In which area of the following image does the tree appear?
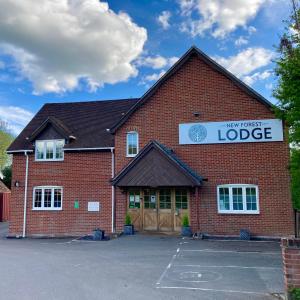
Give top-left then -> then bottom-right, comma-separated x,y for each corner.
274,0 -> 300,209
0,129 -> 14,170
2,165 -> 12,189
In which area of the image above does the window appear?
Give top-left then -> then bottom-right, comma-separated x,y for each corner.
159,189 -> 171,209
175,189 -> 188,209
217,185 -> 259,214
126,132 -> 138,157
144,190 -> 156,209
129,190 -> 140,208
33,187 -> 63,210
35,140 -> 64,161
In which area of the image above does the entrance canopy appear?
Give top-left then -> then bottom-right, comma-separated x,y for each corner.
112,140 -> 203,188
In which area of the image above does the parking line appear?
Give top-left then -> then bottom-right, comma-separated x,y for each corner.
172,264 -> 282,270
181,249 -> 280,255
156,251 -> 179,285
156,285 -> 273,296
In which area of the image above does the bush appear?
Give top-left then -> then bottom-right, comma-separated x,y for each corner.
125,213 -> 132,225
290,288 -> 300,300
182,214 -> 189,227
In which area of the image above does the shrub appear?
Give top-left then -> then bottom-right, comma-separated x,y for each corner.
290,288 -> 300,300
125,213 -> 132,225
182,214 -> 189,227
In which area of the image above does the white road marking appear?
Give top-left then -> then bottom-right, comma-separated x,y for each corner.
156,286 -> 273,296
156,247 -> 180,285
172,264 -> 282,270
181,249 -> 279,255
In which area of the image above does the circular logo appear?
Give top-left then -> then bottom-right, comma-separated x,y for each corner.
188,124 -> 207,143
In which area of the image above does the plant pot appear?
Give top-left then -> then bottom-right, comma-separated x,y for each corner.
181,226 -> 192,237
93,229 -> 105,240
124,224 -> 134,235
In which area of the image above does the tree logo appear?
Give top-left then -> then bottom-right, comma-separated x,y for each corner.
188,124 -> 207,143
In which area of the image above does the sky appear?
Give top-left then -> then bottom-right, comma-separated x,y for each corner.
0,0 -> 294,135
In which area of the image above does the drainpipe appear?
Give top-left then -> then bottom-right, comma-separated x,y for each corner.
22,151 -> 29,238
111,148 -> 115,233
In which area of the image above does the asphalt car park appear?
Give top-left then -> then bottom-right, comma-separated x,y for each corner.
0,223 -> 284,300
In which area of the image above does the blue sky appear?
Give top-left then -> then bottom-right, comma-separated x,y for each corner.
0,0 -> 293,135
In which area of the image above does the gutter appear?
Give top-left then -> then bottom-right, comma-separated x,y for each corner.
22,151 -> 29,238
111,148 -> 115,233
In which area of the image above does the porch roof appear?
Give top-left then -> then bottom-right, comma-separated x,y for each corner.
112,141 -> 203,188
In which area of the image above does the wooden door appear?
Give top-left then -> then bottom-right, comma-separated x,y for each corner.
143,189 -> 158,231
174,189 -> 189,232
128,190 -> 142,231
158,189 -> 173,232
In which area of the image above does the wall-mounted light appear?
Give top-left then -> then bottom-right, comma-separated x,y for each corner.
193,112 -> 200,117
14,181 -> 20,187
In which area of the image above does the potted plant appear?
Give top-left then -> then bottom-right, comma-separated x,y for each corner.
124,213 -> 134,235
181,214 -> 192,237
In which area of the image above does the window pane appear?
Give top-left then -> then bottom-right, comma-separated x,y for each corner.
159,189 -> 171,209
55,140 -> 64,159
129,191 -> 140,208
144,190 -> 156,209
219,187 -> 230,210
36,142 -> 44,159
34,189 -> 42,207
175,189 -> 188,209
127,132 -> 138,155
46,141 -> 54,159
232,188 -> 243,210
44,189 -> 52,207
54,189 -> 62,208
246,188 -> 257,210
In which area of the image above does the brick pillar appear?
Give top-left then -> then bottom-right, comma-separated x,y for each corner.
281,238 -> 300,298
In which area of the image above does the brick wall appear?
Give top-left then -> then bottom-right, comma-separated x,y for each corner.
282,238 -> 300,296
10,151 -> 112,237
114,54 -> 294,237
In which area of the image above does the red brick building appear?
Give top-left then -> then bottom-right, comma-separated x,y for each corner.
7,47 -> 294,238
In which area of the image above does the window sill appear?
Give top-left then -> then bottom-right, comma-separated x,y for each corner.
218,211 -> 260,215
35,159 -> 64,162
32,208 -> 62,211
126,155 -> 137,158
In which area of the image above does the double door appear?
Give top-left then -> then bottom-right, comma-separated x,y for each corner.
127,188 -> 189,232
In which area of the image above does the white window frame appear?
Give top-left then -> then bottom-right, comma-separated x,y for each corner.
126,131 -> 139,157
32,186 -> 63,211
35,139 -> 65,161
217,184 -> 259,214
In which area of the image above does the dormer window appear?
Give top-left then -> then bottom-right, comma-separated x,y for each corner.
126,131 -> 139,157
35,140 -> 64,161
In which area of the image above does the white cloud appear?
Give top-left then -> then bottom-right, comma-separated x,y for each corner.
0,106 -> 34,135
137,55 -> 179,69
0,0 -> 147,95
248,26 -> 257,35
243,70 -> 271,86
179,0 -> 265,38
235,36 -> 249,47
143,71 -> 166,83
178,0 -> 196,16
157,11 -> 171,29
214,47 -> 274,78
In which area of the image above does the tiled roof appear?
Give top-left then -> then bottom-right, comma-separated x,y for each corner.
7,98 -> 139,152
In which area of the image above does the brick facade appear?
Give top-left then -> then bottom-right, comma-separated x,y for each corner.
282,238 -> 300,297
10,151 -> 113,237
114,54 -> 294,237
9,52 -> 294,238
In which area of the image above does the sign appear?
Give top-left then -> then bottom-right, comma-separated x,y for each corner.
179,119 -> 283,145
88,201 -> 100,212
74,200 -> 79,209
150,195 -> 156,203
